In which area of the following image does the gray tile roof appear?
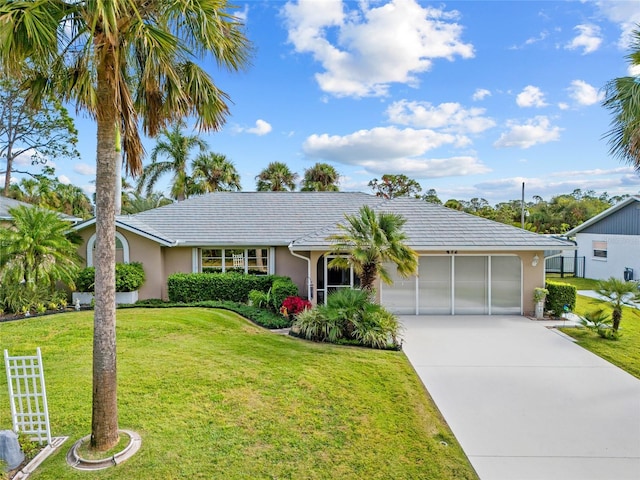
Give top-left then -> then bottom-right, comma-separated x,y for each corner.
293,196 -> 575,250
77,192 -> 575,250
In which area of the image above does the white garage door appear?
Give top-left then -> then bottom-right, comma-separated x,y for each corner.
381,255 -> 522,315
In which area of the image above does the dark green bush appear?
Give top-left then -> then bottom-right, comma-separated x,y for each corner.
167,272 -> 294,304
75,262 -> 145,292
270,278 -> 298,311
545,281 -> 576,317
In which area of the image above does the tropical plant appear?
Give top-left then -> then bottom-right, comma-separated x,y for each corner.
121,191 -> 173,214
301,162 -> 340,191
578,309 -> 618,339
191,152 -> 241,193
0,0 -> 250,451
595,277 -> 640,332
255,162 -> 298,191
293,288 -> 401,349
368,174 -> 422,199
0,205 -> 81,291
327,205 -> 418,291
602,27 -> 640,168
0,74 -> 80,195
137,122 -> 208,201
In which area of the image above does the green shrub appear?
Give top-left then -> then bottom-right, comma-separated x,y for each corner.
270,278 -> 298,311
293,288 -> 401,349
248,289 -> 272,310
167,273 -> 292,304
75,262 -> 145,292
545,281 -> 576,317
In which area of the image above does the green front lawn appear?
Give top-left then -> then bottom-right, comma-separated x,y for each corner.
552,277 -> 640,380
0,308 -> 477,479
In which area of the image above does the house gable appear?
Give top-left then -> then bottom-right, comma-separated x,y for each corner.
576,200 -> 640,235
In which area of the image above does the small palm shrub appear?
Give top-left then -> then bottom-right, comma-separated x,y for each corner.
293,288 -> 401,349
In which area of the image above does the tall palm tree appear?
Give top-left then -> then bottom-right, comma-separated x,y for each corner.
122,192 -> 173,214
603,28 -> 640,167
256,161 -> 298,191
191,152 -> 241,192
137,122 -> 208,201
0,0 -> 250,450
595,277 -> 640,332
0,205 -> 80,290
327,205 -> 418,291
301,162 -> 340,191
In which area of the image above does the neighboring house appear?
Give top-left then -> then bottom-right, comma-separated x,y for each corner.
565,195 -> 640,282
73,191 -> 574,315
0,195 -> 82,224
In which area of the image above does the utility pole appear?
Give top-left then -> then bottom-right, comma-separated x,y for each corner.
521,182 -> 525,229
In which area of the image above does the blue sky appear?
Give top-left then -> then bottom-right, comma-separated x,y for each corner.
21,0 -> 640,204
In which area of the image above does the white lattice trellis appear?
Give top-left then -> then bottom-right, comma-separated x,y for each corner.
4,348 -> 52,445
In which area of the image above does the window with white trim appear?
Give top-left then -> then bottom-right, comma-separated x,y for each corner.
87,232 -> 130,266
201,248 -> 269,274
592,240 -> 607,259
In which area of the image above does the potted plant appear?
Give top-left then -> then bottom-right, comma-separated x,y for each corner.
533,287 -> 548,319
72,262 -> 146,305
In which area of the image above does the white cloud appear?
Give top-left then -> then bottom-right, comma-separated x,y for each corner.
516,85 -> 547,108
472,88 -> 491,101
74,163 -> 96,176
386,100 -> 495,134
629,64 -> 640,77
245,119 -> 273,136
58,175 -> 71,184
493,116 -> 562,149
565,24 -> 602,54
567,80 -> 604,106
235,4 -> 249,22
302,126 -> 489,178
282,0 -> 474,97
82,184 -> 96,195
558,102 -> 569,110
594,1 -> 640,49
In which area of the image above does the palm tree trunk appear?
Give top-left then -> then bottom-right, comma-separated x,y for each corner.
91,56 -> 119,451
612,308 -> 621,332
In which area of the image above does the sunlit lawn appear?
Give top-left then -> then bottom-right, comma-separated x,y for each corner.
550,276 -> 640,379
0,308 -> 477,479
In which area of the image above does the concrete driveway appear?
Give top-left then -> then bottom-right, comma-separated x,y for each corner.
399,315 -> 640,480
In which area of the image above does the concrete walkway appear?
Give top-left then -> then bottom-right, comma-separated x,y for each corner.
400,315 -> 640,480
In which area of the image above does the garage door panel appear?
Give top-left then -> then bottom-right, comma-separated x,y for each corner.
381,264 -> 416,314
454,257 -> 489,314
491,256 -> 522,314
418,257 -> 451,314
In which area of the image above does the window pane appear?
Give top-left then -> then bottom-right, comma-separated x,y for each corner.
202,249 -> 223,273
247,248 -> 268,275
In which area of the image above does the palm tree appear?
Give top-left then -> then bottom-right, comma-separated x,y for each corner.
122,192 -> 173,214
595,277 -> 640,332
301,162 -> 340,191
256,162 -> 298,191
0,206 -> 80,290
191,152 -> 241,192
603,28 -> 640,167
0,0 -> 249,451
137,123 -> 208,201
327,205 -> 418,291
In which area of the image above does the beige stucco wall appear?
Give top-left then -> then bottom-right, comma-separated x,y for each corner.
275,246 -> 309,297
76,226 -> 164,300
161,247 -> 195,299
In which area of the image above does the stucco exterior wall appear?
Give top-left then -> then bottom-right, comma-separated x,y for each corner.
275,247 -> 308,297
575,233 -> 640,281
161,247 -> 195,299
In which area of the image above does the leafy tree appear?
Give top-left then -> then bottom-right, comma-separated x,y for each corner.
122,191 -> 173,214
327,205 -> 418,291
256,162 -> 298,191
191,152 -> 241,192
0,205 -> 81,291
137,123 -> 208,201
595,277 -> 640,332
603,27 -> 640,167
9,167 -> 93,218
0,0 -> 250,451
368,174 -> 422,199
0,75 -> 79,195
301,162 -> 340,191
444,199 -> 463,211
421,188 -> 442,204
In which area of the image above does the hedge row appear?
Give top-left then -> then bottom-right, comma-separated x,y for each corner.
75,262 -> 146,292
167,272 -> 297,306
545,281 -> 577,317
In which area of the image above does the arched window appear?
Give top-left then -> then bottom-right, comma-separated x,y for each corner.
86,231 -> 130,266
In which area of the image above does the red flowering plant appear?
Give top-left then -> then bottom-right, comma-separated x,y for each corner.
280,296 -> 312,319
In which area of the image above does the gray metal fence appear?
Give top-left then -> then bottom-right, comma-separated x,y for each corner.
545,256 -> 585,278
